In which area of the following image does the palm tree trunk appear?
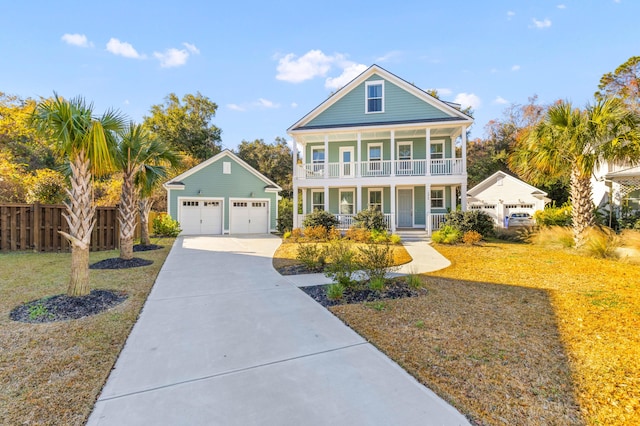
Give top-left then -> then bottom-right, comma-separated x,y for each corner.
570,166 -> 595,248
139,198 -> 153,246
118,171 -> 138,260
59,152 -> 95,297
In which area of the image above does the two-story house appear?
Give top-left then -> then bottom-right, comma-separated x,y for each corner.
287,64 -> 473,234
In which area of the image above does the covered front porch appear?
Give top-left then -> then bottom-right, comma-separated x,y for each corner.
295,184 -> 461,235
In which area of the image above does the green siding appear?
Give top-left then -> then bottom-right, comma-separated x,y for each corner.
306,74 -> 455,128
168,154 -> 278,231
329,188 -> 339,214
414,187 -> 426,225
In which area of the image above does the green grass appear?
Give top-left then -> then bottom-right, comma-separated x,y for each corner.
0,239 -> 174,425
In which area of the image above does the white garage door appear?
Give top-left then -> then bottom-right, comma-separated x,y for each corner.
230,200 -> 269,234
505,203 -> 536,217
179,199 -> 222,235
470,204 -> 499,225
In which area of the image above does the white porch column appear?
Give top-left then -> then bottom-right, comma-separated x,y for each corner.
324,186 -> 329,212
426,184 -> 431,235
301,188 -> 307,215
390,130 -> 395,177
293,187 -> 299,228
461,126 -> 467,173
426,128 -> 431,176
461,182 -> 468,211
356,184 -> 362,212
390,184 -> 396,232
357,132 -> 362,177
324,134 -> 329,179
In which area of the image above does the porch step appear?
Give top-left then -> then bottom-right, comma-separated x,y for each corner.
394,229 -> 430,242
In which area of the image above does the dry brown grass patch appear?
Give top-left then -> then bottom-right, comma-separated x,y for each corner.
331,242 -> 640,425
0,240 -> 174,425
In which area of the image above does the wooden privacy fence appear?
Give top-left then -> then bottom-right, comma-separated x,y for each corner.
0,203 -> 155,252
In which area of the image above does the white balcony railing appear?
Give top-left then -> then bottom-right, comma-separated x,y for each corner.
431,213 -> 446,231
296,158 -> 464,179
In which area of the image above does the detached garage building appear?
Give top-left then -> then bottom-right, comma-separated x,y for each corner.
163,150 -> 282,235
467,171 -> 549,228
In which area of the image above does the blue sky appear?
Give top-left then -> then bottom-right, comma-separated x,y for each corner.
2,1 -> 637,150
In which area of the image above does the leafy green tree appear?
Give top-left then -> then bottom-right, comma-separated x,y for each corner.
0,151 -> 28,202
143,92 -> 221,161
509,98 -> 640,247
32,94 -> 126,296
596,56 -> 640,113
25,168 -> 67,204
236,137 -> 292,197
114,122 -> 180,259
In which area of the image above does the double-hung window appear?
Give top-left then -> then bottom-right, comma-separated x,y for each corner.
365,81 -> 384,113
431,189 -> 444,208
312,191 -> 324,211
368,144 -> 382,173
311,147 -> 325,174
368,189 -> 383,212
397,142 -> 412,174
339,190 -> 354,215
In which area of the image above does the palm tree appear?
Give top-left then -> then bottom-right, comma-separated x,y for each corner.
510,98 -> 640,247
115,122 -> 180,259
32,94 -> 125,296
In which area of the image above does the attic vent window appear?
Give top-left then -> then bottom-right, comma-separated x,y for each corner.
223,162 -> 231,174
365,80 -> 384,113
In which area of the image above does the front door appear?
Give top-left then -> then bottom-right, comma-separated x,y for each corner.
339,147 -> 354,177
397,189 -> 413,228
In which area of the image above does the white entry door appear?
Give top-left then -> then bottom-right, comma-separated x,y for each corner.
179,199 -> 222,235
397,189 -> 413,228
230,200 -> 269,234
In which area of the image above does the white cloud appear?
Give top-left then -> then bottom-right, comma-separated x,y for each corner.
511,64 -> 521,71
494,96 -> 509,105
557,4 -> 566,9
291,102 -> 298,108
106,38 -> 144,59
276,50 -> 335,83
375,51 -> 402,63
123,99 -> 130,105
154,48 -> 187,68
227,104 -> 246,112
507,11 -> 515,19
62,33 -> 93,48
325,63 -> 367,90
254,98 -> 280,109
183,42 -> 200,54
531,18 -> 552,29
454,93 -> 481,110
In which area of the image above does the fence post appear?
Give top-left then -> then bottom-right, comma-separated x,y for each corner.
32,202 -> 41,252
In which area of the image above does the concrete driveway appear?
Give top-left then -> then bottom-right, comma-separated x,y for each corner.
88,235 -> 469,426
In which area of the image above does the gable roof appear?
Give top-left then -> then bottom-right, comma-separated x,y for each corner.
287,64 -> 473,133
467,170 -> 547,197
163,149 -> 283,191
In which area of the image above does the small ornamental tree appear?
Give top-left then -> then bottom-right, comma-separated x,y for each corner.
302,210 -> 338,231
353,208 -> 387,231
444,210 -> 495,238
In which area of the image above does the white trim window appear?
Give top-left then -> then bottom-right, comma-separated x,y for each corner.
339,189 -> 354,215
311,147 -> 325,173
368,188 -> 383,212
311,190 -> 324,211
368,143 -> 382,172
397,141 -> 412,173
431,188 -> 445,208
430,141 -> 444,159
365,80 -> 384,113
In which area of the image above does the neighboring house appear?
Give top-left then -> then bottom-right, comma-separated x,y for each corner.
163,150 -> 282,235
287,64 -> 473,234
467,171 -> 549,227
592,162 -> 640,213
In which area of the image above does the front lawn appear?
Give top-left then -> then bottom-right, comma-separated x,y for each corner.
331,242 -> 639,425
0,241 -> 173,425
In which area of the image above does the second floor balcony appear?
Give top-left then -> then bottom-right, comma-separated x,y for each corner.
296,158 -> 464,179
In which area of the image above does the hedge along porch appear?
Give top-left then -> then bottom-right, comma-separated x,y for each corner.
163,150 -> 282,235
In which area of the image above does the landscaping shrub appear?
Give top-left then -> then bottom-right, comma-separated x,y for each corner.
345,227 -> 372,243
528,226 -> 574,248
617,210 -> 640,230
152,214 -> 181,237
295,243 -> 327,271
444,210 -> 494,237
371,229 -> 390,243
534,202 -> 572,227
462,230 -> 483,245
303,225 -> 328,241
302,210 -> 339,231
583,227 -> 621,259
326,283 -> 345,300
277,198 -> 293,233
493,228 -> 524,242
353,208 -> 387,231
327,227 -> 342,241
289,228 -> 303,242
358,243 -> 396,281
324,240 -> 357,286
431,225 -> 462,244
389,234 -> 402,245
405,274 -> 423,289
368,276 -> 386,292
621,229 -> 640,250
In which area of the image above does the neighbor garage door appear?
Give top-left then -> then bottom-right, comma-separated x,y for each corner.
230,200 -> 269,234
179,199 -> 222,235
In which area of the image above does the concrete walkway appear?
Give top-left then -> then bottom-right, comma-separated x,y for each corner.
88,235 -> 469,426
285,238 -> 452,287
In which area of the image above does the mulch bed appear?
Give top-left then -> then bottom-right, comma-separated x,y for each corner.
90,257 -> 153,269
277,264 -> 322,275
9,289 -> 127,323
133,244 -> 164,252
301,279 -> 427,307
